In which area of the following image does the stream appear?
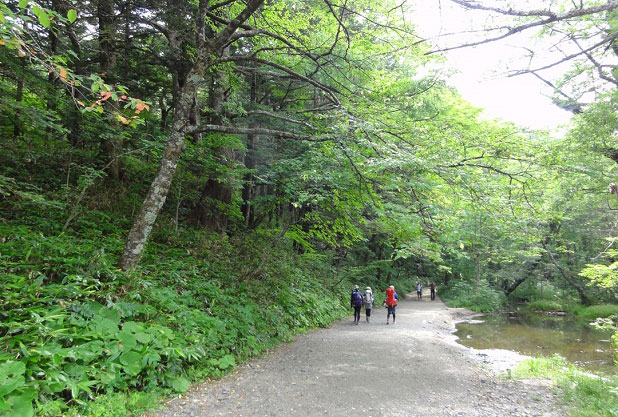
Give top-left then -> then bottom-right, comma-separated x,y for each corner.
454,310 -> 616,375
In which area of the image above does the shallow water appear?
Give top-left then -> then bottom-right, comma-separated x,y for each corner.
454,310 -> 616,375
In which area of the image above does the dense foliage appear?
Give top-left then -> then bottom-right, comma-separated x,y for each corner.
1,214 -> 352,416
1,0 -> 617,415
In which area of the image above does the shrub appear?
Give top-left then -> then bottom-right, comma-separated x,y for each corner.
440,279 -> 506,312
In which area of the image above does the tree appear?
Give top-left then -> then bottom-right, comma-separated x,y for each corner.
120,0 -> 265,269
119,0 -> 427,269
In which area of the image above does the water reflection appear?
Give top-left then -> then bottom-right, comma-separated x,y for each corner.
454,311 -> 616,375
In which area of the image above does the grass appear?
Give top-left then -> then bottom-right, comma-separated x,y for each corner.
511,355 -> 618,417
574,305 -> 618,320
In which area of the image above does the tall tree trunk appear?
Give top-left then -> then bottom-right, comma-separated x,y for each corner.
120,81 -> 196,270
98,0 -> 116,74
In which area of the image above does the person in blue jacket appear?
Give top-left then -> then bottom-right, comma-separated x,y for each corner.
350,285 -> 364,325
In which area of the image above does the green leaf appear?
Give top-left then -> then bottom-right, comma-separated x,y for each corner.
169,375 -> 190,393
134,331 -> 152,344
6,395 -> 33,417
142,351 -> 160,366
0,361 -> 26,379
67,9 -> 77,23
0,398 -> 10,411
216,355 -> 235,370
0,361 -> 26,397
91,318 -> 119,336
35,9 -> 50,28
99,371 -> 116,385
119,351 -> 143,376
18,0 -> 29,9
118,331 -> 137,350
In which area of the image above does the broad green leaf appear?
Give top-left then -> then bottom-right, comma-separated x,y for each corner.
0,361 -> 26,397
169,375 -> 190,393
67,9 -> 77,23
6,395 -> 33,417
142,351 -> 161,366
91,318 -> 119,336
37,11 -> 50,28
217,355 -> 235,370
118,331 -> 137,350
119,351 -> 143,376
0,361 -> 25,379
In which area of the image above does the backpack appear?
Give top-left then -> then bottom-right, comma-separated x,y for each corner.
364,291 -> 373,306
352,291 -> 363,306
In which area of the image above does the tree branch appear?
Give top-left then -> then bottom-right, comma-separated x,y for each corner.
207,0 -> 265,53
431,1 -> 618,54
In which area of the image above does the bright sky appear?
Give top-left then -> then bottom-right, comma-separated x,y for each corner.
411,0 -> 574,131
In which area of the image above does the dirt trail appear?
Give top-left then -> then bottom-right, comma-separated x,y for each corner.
152,294 -> 563,417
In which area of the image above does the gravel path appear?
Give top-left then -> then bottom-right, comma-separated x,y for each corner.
151,294 -> 564,417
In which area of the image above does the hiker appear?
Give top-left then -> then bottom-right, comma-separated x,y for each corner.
430,282 -> 436,301
385,285 -> 397,325
363,286 -> 374,323
416,280 -> 423,300
350,285 -> 364,325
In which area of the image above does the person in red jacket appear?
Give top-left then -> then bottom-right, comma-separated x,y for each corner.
385,285 -> 398,325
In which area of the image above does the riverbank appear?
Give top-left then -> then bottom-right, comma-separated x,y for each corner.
151,295 -> 563,417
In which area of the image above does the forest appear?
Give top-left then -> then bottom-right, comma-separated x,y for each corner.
0,0 -> 617,416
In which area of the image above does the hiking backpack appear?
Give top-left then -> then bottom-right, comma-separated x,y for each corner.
364,291 -> 373,305
352,291 -> 363,306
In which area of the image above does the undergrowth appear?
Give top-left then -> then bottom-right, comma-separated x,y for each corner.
0,214 -> 351,417
439,279 -> 506,312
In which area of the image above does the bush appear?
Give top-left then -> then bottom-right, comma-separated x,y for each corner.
440,279 -> 506,312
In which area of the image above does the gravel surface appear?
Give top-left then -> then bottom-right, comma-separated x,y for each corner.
150,295 -> 564,417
